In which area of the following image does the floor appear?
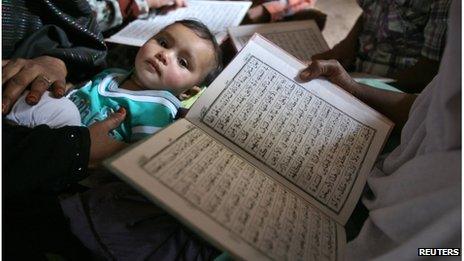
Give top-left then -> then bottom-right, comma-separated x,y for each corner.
314,0 -> 361,47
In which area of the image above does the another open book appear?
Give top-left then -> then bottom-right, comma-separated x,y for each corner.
106,0 -> 251,46
229,20 -> 329,62
106,34 -> 393,260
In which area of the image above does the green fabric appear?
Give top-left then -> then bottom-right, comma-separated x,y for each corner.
69,69 -> 179,142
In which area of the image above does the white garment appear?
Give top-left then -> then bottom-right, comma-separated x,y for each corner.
346,1 -> 461,260
5,91 -> 81,128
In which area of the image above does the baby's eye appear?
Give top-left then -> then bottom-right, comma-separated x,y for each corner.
178,58 -> 189,69
156,38 -> 168,48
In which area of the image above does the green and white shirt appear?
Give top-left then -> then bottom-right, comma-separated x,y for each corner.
69,68 -> 180,142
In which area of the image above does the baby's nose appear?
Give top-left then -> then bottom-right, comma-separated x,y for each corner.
155,52 -> 168,65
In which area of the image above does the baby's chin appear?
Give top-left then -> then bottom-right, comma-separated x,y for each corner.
143,84 -> 169,91
138,76 -> 166,91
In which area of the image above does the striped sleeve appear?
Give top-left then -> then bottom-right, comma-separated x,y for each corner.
421,0 -> 451,61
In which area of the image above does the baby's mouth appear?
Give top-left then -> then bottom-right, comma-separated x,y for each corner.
146,60 -> 161,75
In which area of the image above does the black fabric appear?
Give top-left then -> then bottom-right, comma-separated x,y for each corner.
3,122 -> 90,197
3,189 -> 91,261
2,122 -> 92,260
1,1 -> 107,259
2,0 -> 107,82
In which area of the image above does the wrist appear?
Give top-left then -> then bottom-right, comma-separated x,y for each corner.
349,82 -> 363,99
52,56 -> 67,75
39,55 -> 68,77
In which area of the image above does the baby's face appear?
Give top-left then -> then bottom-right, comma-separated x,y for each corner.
133,23 -> 216,97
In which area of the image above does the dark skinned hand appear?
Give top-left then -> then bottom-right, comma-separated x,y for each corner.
2,56 -> 67,114
299,59 -> 360,95
88,107 -> 129,168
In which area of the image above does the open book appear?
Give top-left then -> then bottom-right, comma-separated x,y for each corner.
229,20 -> 329,62
106,0 -> 251,46
106,34 -> 393,260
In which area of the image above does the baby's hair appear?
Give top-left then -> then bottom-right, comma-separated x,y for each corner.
172,19 -> 223,86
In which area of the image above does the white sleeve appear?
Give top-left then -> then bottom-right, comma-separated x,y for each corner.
6,91 -> 82,128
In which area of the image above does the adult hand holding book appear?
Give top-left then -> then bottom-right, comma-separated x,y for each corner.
299,59 -> 416,132
299,59 -> 359,95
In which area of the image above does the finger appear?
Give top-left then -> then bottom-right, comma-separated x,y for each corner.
2,60 -> 10,67
51,79 -> 66,98
301,59 -> 343,81
27,75 -> 52,105
2,69 -> 38,114
2,59 -> 25,85
299,60 -> 323,81
98,107 -> 127,131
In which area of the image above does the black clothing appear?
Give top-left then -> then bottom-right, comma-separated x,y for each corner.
3,123 -> 90,197
3,122 -> 92,260
2,0 -> 107,82
1,1 -> 105,259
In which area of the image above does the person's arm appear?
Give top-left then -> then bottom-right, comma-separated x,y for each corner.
2,0 -> 108,113
390,57 -> 439,93
88,107 -> 129,168
311,14 -> 363,69
299,60 -> 417,132
3,122 -> 90,198
390,0 -> 451,92
3,107 -> 127,197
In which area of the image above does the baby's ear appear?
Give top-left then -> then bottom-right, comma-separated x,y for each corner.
179,86 -> 202,101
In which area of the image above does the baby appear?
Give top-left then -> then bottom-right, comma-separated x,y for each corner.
6,20 -> 222,142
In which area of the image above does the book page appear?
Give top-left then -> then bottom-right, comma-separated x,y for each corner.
188,34 -> 393,224
107,119 -> 345,261
106,0 -> 251,46
228,20 -> 329,62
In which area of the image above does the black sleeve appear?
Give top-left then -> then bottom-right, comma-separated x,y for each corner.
2,122 -> 91,198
